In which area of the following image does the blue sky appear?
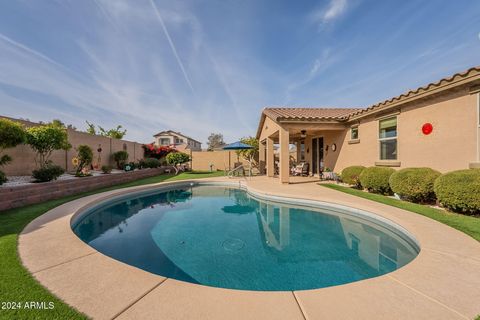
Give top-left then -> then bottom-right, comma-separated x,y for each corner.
0,0 -> 479,144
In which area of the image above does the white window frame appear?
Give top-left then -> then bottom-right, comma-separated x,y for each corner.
378,116 -> 398,160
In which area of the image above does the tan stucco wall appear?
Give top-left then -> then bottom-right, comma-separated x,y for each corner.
259,116 -> 281,141
334,89 -> 478,173
190,150 -> 249,172
1,118 -> 144,176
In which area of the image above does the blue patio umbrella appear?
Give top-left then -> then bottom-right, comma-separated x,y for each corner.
222,141 -> 253,177
222,141 -> 253,150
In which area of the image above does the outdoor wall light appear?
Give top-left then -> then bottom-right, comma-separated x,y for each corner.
331,143 -> 337,151
300,130 -> 307,138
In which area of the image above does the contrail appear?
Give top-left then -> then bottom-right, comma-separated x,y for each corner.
149,0 -> 195,94
0,32 -> 86,82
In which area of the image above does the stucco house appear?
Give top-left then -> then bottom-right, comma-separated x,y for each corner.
256,66 -> 480,183
153,130 -> 202,151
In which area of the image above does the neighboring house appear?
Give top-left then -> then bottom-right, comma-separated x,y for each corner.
153,130 -> 202,151
256,66 -> 480,183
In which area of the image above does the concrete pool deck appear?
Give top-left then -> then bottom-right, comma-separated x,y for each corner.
18,176 -> 480,320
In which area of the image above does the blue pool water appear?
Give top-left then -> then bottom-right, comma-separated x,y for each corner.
72,184 -> 419,291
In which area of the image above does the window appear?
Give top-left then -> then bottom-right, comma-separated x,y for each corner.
300,142 -> 305,161
159,138 -> 170,145
351,127 -> 359,140
175,138 -> 184,144
379,117 -> 397,160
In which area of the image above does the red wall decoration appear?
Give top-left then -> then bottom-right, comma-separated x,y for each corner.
422,123 -> 433,135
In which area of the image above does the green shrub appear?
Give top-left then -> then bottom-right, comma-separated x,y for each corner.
434,169 -> 480,215
389,168 -> 441,203
0,118 -> 26,168
101,165 -> 112,174
359,167 -> 395,195
139,158 -> 161,169
75,145 -> 93,175
32,163 -> 65,182
113,151 -> 129,169
0,170 -> 6,185
166,152 -> 190,165
341,166 -> 366,188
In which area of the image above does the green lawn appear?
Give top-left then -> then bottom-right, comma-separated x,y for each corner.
0,170 -> 224,320
321,183 -> 480,242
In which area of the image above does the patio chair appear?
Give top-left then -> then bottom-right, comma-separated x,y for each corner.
292,162 -> 309,176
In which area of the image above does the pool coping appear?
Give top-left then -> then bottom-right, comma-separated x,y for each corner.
18,177 -> 480,320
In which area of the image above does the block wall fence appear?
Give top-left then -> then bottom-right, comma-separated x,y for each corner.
1,117 -> 144,176
1,116 -> 254,175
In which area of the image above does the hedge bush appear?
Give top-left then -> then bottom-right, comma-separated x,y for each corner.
32,164 -> 65,182
434,169 -> 480,215
341,166 -> 366,188
0,170 -> 6,185
139,158 -> 161,169
389,167 -> 441,203
359,167 -> 395,195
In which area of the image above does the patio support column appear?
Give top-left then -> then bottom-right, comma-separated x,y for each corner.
279,127 -> 290,184
266,136 -> 274,177
259,140 -> 266,175
296,141 -> 301,162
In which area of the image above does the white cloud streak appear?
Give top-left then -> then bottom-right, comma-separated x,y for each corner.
149,0 -> 195,94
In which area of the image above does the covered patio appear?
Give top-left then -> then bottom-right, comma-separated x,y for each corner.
256,108 -> 360,183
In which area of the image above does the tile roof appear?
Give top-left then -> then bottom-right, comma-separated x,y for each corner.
263,107 -> 363,121
256,66 -> 480,138
348,66 -> 480,118
153,130 -> 201,144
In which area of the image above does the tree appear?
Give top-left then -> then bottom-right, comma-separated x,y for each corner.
85,121 -> 127,139
51,119 -> 76,130
26,123 -> 71,168
207,133 -> 225,151
86,121 -> 97,135
0,118 -> 26,167
166,152 -> 190,165
236,136 -> 259,172
166,152 -> 190,175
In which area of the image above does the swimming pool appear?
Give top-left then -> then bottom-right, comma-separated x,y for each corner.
72,183 -> 419,291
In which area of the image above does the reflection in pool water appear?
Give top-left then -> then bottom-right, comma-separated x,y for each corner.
73,185 -> 418,291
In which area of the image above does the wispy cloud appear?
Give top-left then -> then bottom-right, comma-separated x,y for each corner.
311,0 -> 349,25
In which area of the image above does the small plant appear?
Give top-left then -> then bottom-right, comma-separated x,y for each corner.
0,170 -> 6,185
26,122 -> 71,168
113,150 -> 129,169
123,162 -> 136,172
166,152 -> 190,166
101,165 -> 113,174
75,145 -> 93,176
389,167 -> 440,203
32,163 -> 65,182
341,166 -> 366,188
434,169 -> 480,215
359,167 -> 395,195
